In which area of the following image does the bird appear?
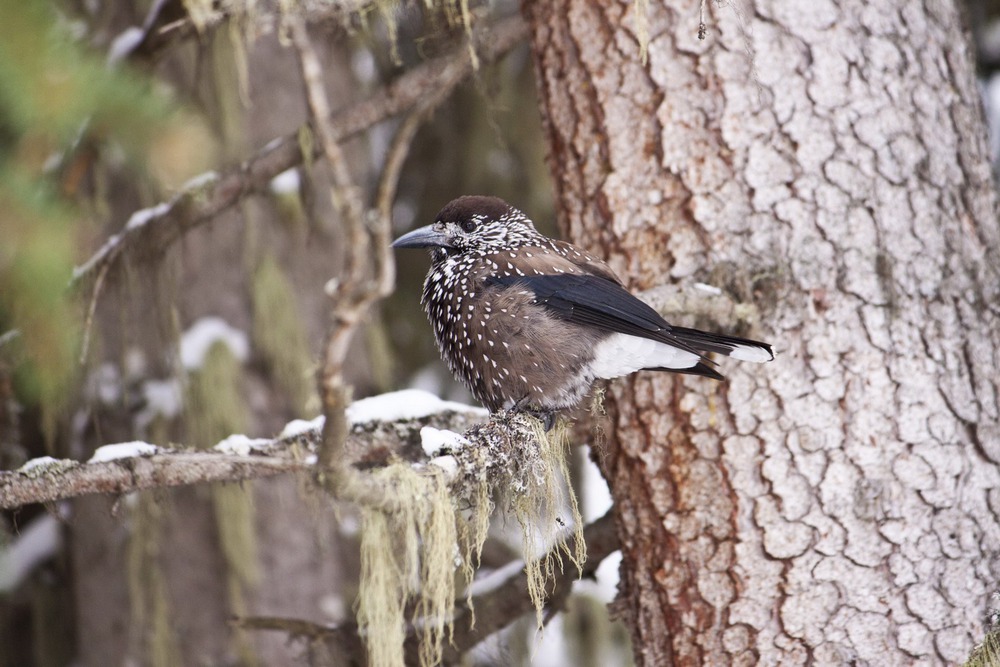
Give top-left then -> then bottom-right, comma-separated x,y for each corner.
392,196 -> 773,424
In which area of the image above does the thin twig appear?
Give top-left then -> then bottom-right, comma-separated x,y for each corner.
288,8 -> 500,509
287,11 -> 380,508
287,14 -> 368,288
371,101 -> 445,298
79,257 -> 111,363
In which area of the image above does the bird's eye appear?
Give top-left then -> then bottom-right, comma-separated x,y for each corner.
460,220 -> 477,233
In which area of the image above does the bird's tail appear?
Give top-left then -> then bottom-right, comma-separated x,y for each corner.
669,326 -> 774,363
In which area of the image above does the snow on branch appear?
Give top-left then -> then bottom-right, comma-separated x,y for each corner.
0,390 -> 487,511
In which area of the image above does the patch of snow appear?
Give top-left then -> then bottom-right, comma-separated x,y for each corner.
420,427 -> 470,457
88,441 -> 159,463
269,168 -> 300,195
579,447 -> 613,522
181,170 -> 219,192
107,26 -> 144,64
463,558 -> 525,598
0,511 -> 65,592
279,415 -> 325,439
85,363 -> 121,405
261,136 -> 285,152
134,378 -> 183,433
142,379 -> 183,419
125,202 -> 170,230
72,234 -> 120,281
346,389 -> 486,425
124,347 -> 147,379
0,329 -> 20,348
179,317 -> 249,370
351,48 -> 377,84
428,455 -> 458,478
693,281 -> 723,296
214,434 -> 271,456
17,457 -> 62,473
303,454 -> 318,465
572,550 -> 622,605
339,514 -> 360,537
319,594 -> 346,621
531,613 -> 569,667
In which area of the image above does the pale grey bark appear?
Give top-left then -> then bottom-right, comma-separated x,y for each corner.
525,0 -> 1000,664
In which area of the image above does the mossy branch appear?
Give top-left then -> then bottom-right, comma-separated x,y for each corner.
0,405 -> 486,510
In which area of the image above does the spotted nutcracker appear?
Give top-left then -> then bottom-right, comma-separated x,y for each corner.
393,196 -> 773,422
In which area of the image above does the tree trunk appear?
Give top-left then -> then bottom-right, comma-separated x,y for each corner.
524,0 -> 1000,664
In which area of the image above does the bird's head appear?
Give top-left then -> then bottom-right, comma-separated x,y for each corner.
392,196 -> 540,261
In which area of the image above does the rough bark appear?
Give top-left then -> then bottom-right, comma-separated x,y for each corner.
524,0 -> 1000,664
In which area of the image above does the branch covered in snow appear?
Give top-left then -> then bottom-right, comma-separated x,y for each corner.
71,13 -> 529,289
0,390 -> 487,511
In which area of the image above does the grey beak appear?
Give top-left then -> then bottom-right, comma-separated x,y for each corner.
391,224 -> 451,249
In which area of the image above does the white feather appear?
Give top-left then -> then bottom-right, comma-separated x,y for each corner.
588,333 -> 700,379
728,344 -> 774,363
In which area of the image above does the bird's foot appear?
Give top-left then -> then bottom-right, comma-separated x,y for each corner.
507,396 -> 559,431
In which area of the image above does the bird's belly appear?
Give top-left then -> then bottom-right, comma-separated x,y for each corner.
431,296 -> 601,411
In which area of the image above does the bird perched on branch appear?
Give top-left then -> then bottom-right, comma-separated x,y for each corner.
393,196 -> 773,424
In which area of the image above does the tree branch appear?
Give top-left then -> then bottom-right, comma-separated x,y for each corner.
70,12 -> 529,290
0,452 -> 307,510
0,396 -> 487,511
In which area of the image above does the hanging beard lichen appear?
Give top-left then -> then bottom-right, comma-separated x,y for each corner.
457,413 -> 585,627
518,416 -> 586,625
356,463 -> 457,667
353,411 -> 586,666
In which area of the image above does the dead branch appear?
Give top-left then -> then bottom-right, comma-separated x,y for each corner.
70,12 -> 529,290
287,8 -> 468,511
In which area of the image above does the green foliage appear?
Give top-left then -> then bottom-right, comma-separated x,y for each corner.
0,2 -> 172,159
0,175 -> 76,418
0,0 -> 179,432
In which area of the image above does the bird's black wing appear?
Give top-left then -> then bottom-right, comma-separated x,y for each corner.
487,273 -> 703,353
488,273 -> 773,374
